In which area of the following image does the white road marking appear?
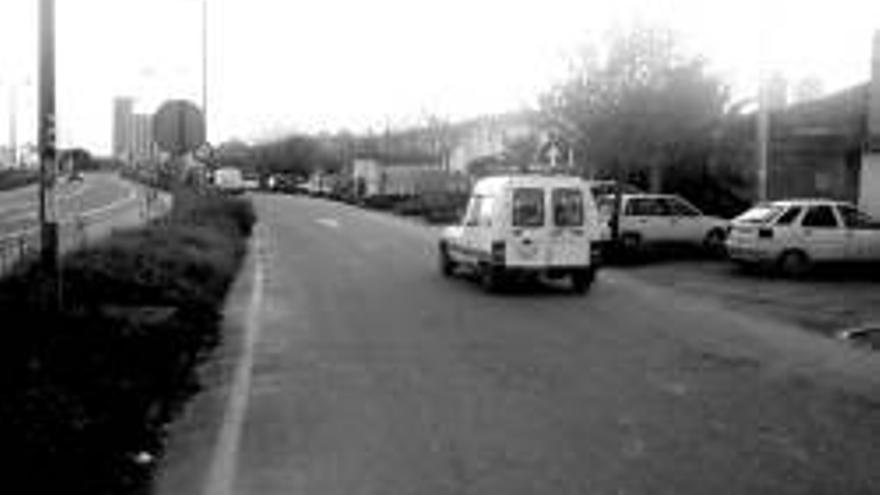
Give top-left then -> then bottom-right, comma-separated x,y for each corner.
75,184 -> 139,221
203,230 -> 266,495
315,217 -> 340,229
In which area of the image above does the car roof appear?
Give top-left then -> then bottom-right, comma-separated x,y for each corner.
473,174 -> 588,194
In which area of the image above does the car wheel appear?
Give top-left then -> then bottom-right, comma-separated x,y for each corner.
778,250 -> 811,278
571,268 -> 595,294
480,264 -> 505,293
438,244 -> 456,277
703,228 -> 727,257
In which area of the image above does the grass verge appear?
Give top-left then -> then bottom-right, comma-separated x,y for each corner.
0,188 -> 256,495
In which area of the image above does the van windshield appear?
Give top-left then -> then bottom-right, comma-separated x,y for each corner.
553,188 -> 584,226
512,188 -> 545,227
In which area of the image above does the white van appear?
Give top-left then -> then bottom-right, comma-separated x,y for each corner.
438,174 -> 602,293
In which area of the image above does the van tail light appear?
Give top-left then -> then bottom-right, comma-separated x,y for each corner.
758,227 -> 774,239
491,241 -> 506,265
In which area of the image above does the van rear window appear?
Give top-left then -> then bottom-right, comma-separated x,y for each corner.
512,188 -> 545,227
553,188 -> 584,226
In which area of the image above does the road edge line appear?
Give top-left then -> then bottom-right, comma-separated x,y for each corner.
203,226 -> 266,495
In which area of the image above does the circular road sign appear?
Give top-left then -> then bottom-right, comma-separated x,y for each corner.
153,99 -> 205,155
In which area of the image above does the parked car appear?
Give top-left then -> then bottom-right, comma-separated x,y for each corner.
603,193 -> 729,255
726,199 -> 880,276
438,174 -> 603,294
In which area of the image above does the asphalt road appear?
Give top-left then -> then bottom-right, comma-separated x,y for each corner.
0,172 -> 137,237
161,194 -> 880,495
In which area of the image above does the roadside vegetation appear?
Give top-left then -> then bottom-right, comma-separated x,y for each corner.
0,169 -> 38,192
0,187 -> 255,495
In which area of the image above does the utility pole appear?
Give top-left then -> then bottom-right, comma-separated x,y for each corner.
38,0 -> 59,309
201,0 -> 208,143
756,82 -> 769,202
7,84 -> 16,168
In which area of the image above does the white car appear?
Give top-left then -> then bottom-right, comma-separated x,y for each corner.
608,193 -> 729,253
439,174 -> 603,293
726,199 -> 880,276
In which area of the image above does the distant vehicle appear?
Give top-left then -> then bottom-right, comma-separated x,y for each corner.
439,174 -> 603,294
213,167 -> 245,194
68,170 -> 84,182
726,199 -> 880,276
608,193 -> 728,255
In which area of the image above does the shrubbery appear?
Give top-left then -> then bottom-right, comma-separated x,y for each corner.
0,189 -> 255,495
0,169 -> 38,192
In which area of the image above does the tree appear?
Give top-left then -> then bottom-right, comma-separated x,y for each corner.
540,26 -> 730,192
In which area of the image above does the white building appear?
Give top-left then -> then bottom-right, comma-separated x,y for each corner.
352,156 -> 456,197
447,112 -> 534,175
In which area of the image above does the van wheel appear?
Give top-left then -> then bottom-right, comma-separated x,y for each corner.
703,228 -> 727,257
480,265 -> 505,293
571,268 -> 595,294
438,244 -> 456,277
778,250 -> 811,278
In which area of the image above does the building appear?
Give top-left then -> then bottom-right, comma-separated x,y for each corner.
112,97 -> 133,160
352,152 -> 466,198
711,31 -> 880,217
130,113 -> 158,164
447,112 -> 534,175
113,97 -> 157,165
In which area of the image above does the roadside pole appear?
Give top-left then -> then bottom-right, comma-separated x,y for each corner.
38,0 -> 60,310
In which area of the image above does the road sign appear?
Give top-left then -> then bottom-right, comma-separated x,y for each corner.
153,100 -> 205,155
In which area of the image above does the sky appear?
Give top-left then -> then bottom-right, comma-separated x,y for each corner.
0,0 -> 878,154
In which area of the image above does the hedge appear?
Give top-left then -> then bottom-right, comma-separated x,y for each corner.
0,189 -> 255,494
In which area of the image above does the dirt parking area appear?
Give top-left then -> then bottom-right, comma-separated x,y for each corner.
611,253 -> 880,339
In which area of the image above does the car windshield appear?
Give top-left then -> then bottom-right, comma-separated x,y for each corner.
734,204 -> 786,224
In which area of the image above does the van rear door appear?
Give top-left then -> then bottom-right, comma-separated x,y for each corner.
548,187 -> 590,266
507,187 -> 548,267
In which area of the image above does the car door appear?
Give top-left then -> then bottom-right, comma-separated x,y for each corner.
798,204 -> 848,261
622,197 -> 673,243
838,204 -> 880,261
664,196 -> 706,244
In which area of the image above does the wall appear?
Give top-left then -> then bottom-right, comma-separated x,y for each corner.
860,154 -> 880,217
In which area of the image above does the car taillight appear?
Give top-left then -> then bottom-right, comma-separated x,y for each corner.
758,227 -> 774,239
491,241 -> 506,265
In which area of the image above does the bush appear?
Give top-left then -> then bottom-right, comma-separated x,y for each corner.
0,190 -> 256,495
0,169 -> 38,192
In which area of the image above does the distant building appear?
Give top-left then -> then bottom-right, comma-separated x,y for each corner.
711,31 -> 880,218
447,112 -> 534,175
130,113 -> 158,164
352,152 -> 467,198
113,97 -> 157,165
112,97 -> 134,160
